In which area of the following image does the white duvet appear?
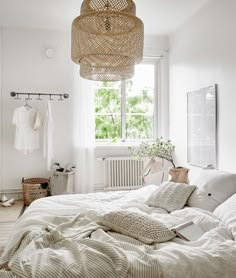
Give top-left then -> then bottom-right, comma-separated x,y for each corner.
3,185 -> 236,277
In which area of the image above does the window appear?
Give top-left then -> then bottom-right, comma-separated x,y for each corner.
94,58 -> 159,143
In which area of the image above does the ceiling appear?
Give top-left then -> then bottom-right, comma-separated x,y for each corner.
0,0 -> 210,35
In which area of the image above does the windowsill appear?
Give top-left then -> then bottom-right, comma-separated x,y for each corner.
95,144 -> 136,149
95,142 -> 136,159
95,139 -> 155,149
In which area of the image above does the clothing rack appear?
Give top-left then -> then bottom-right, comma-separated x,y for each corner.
10,91 -> 69,101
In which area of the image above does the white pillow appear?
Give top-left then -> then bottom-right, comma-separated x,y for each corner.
146,181 -> 196,212
98,211 -> 176,244
188,169 -> 236,212
214,193 -> 236,240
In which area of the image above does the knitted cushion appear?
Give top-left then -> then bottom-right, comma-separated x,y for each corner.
147,182 -> 196,212
98,211 -> 176,244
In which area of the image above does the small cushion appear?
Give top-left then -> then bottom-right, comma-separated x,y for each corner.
188,169 -> 236,212
214,193 -> 236,240
146,181 -> 196,212
98,211 -> 176,244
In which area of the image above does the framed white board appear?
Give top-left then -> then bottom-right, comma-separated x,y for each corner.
187,85 -> 217,167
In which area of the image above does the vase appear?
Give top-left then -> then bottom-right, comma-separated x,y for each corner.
168,167 -> 189,184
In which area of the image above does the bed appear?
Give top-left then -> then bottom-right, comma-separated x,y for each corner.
1,169 -> 236,278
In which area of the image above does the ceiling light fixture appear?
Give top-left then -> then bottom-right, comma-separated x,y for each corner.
71,0 -> 144,81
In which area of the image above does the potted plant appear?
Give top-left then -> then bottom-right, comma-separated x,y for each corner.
129,137 -> 189,184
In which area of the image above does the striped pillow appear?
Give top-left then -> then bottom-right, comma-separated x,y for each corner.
98,211 -> 176,244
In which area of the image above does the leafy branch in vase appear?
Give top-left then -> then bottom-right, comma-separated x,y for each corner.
129,137 -> 176,167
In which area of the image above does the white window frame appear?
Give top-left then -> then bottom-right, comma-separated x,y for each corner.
95,56 -> 162,146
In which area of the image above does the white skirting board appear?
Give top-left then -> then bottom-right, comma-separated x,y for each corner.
0,185 -> 109,200
0,189 -> 23,201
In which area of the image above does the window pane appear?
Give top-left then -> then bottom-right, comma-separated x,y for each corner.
94,81 -> 121,114
95,115 -> 121,140
126,64 -> 155,139
94,62 -> 157,142
126,115 -> 154,139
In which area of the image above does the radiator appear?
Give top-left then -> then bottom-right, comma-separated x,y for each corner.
104,157 -> 144,191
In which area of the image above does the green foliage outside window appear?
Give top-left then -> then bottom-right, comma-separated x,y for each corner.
126,79 -> 153,139
94,64 -> 155,142
95,81 -> 121,141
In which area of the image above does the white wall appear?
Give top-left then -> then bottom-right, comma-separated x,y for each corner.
0,27 -> 74,193
169,0 -> 236,178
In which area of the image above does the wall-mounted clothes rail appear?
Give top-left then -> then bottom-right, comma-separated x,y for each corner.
10,91 -> 69,101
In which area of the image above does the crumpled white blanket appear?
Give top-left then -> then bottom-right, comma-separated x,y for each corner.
1,185 -> 236,278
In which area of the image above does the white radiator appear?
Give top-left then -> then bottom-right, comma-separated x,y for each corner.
104,157 -> 144,191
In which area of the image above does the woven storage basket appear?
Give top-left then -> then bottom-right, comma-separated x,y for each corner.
22,177 -> 50,205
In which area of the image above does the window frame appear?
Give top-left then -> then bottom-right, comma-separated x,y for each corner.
95,56 -> 161,145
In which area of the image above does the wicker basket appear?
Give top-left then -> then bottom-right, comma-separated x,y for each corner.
22,177 -> 50,205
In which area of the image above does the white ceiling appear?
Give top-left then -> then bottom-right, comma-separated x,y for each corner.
0,0 -> 210,35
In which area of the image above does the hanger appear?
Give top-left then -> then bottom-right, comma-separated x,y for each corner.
24,98 -> 32,110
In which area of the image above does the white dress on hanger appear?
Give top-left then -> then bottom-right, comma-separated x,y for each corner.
12,106 -> 41,154
43,100 -> 54,170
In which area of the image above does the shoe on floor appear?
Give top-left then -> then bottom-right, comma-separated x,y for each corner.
1,197 -> 15,207
1,195 -> 8,203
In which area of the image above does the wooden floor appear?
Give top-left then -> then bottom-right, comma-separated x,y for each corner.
0,200 -> 24,255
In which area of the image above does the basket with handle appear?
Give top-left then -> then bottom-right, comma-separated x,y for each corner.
22,177 -> 50,205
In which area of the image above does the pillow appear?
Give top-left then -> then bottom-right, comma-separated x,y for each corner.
146,181 -> 196,212
188,169 -> 236,212
98,211 -> 176,244
214,193 -> 236,240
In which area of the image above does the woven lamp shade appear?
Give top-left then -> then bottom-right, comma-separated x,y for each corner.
71,0 -> 144,81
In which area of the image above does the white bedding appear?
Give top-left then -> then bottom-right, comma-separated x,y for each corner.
2,185 -> 236,277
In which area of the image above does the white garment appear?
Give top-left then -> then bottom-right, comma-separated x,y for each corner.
12,106 -> 41,154
73,66 -> 95,194
43,101 -> 54,170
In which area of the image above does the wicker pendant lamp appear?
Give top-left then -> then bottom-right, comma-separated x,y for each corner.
71,0 -> 144,81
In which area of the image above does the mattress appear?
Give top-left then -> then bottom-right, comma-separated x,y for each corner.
1,184 -> 236,278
